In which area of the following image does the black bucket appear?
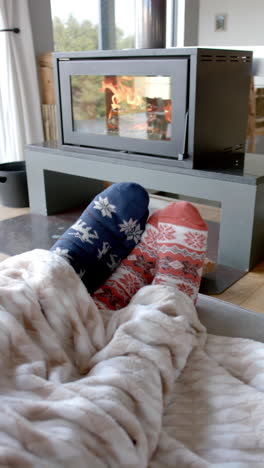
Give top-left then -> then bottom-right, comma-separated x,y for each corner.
0,161 -> 29,208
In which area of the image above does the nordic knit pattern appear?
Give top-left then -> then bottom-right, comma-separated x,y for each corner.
93,201 -> 208,309
50,182 -> 149,293
152,201 -> 208,302
93,209 -> 160,310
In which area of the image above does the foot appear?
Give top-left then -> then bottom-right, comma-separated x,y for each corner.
92,209 -> 160,310
50,182 -> 149,293
152,201 -> 208,302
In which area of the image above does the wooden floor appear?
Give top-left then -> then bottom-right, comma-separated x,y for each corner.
1,200 -> 264,314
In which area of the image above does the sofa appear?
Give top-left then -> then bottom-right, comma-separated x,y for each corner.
197,293 -> 264,343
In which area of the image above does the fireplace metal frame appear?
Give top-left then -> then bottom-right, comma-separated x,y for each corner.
53,47 -> 252,170
59,58 -> 188,158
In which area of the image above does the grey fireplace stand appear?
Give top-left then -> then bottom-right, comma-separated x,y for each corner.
25,142 -> 264,272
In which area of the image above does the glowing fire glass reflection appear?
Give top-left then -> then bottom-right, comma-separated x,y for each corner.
71,75 -> 172,140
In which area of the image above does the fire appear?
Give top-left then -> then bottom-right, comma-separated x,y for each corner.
99,75 -> 172,140
163,101 -> 172,123
100,76 -> 144,120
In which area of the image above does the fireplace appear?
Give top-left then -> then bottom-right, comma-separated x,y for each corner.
53,48 -> 252,170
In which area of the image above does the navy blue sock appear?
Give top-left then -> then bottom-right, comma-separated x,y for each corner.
50,182 -> 149,293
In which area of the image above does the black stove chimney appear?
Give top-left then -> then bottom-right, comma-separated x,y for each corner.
135,0 -> 167,49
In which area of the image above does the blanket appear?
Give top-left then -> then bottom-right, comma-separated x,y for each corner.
0,249 -> 263,467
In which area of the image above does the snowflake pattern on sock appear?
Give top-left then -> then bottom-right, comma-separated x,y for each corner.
181,260 -> 200,278
154,224 -> 207,300
93,287 -> 125,310
93,196 -> 116,218
92,211 -> 160,310
52,247 -> 72,262
184,231 -> 207,250
143,227 -> 159,249
70,219 -> 99,244
128,254 -> 156,275
106,254 -> 121,272
119,218 -> 144,243
152,202 -> 208,302
97,242 -> 111,260
50,182 -> 150,294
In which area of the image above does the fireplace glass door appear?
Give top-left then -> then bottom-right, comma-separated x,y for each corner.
58,58 -> 188,158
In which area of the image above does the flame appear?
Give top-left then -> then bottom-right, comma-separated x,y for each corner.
100,76 -> 144,120
163,101 -> 172,123
100,76 -> 172,140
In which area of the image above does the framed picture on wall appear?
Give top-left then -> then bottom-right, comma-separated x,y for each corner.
215,14 -> 227,32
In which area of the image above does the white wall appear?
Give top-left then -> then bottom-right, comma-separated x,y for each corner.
198,0 -> 264,46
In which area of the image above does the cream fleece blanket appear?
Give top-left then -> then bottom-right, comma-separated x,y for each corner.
0,249 -> 263,467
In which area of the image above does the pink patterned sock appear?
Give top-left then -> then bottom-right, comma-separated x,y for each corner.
152,201 -> 208,302
92,210 -> 160,310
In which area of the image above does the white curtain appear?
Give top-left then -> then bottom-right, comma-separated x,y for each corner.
0,0 -> 43,163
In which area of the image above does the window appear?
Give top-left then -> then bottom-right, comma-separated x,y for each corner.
50,0 -> 135,52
